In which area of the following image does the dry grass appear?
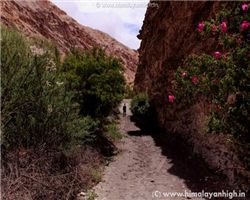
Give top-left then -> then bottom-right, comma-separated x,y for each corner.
1,146 -> 104,200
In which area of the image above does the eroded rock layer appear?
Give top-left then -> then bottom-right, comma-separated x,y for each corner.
1,0 -> 138,83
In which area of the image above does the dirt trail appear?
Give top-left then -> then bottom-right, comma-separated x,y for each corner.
93,99 -> 243,200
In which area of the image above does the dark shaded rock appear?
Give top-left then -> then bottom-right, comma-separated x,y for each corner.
135,1 -> 250,192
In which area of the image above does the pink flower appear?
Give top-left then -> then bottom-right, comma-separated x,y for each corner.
242,3 -> 248,10
182,72 -> 187,78
224,53 -> 227,59
236,36 -> 242,44
214,51 -> 222,59
213,79 -> 217,85
241,21 -> 250,31
212,24 -> 218,31
220,22 -> 228,32
192,76 -> 198,83
198,22 -> 205,33
217,105 -> 221,110
171,85 -> 175,91
168,94 -> 175,103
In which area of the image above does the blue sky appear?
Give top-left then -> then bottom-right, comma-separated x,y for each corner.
51,0 -> 148,49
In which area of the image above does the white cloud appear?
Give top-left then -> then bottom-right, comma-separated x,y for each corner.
51,0 -> 147,49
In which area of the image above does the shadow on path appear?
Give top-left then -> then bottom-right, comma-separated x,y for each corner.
128,116 -> 250,200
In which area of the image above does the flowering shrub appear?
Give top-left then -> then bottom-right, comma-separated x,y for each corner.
171,2 -> 250,168
1,26 -> 96,150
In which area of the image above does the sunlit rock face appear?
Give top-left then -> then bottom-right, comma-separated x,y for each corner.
1,0 -> 138,84
135,1 -> 250,191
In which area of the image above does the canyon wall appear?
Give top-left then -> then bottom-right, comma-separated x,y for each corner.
1,0 -> 138,83
135,1 -> 249,191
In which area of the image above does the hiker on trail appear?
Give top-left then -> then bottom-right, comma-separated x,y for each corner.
123,103 -> 127,116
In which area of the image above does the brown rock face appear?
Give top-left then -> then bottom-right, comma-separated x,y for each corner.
1,0 -> 138,83
135,1 -> 250,190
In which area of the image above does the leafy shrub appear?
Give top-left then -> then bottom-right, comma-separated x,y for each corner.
105,121 -> 123,140
1,26 -> 95,150
124,84 -> 135,99
1,25 -> 124,200
130,93 -> 151,117
171,2 -> 250,169
61,47 -> 126,119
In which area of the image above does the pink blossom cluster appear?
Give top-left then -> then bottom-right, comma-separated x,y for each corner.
220,22 -> 228,33
242,3 -> 248,10
213,25 -> 218,32
198,22 -> 205,33
192,76 -> 198,83
177,5 -> 250,103
214,52 -> 222,59
241,21 -> 250,31
214,51 -> 228,59
168,94 -> 175,103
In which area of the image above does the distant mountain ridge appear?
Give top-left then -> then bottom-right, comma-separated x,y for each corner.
1,0 -> 138,83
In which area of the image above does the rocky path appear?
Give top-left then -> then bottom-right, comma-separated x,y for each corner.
93,99 -> 242,200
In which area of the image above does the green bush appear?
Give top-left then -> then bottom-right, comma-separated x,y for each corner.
1,26 -> 95,150
172,2 -> 250,169
124,84 -> 135,99
105,121 -> 122,140
61,47 -> 126,119
130,93 -> 151,117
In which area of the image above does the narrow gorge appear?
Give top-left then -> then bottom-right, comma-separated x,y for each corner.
135,1 -> 250,192
1,1 -> 250,199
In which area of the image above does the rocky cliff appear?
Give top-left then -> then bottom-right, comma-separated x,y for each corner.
135,1 -> 250,191
1,0 -> 138,83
